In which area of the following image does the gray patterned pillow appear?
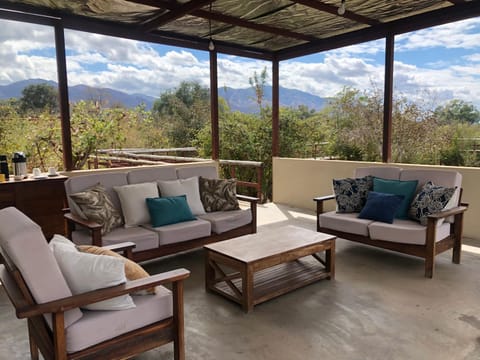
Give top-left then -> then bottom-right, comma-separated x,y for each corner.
69,183 -> 123,235
408,181 -> 456,226
333,176 -> 373,213
199,177 -> 240,212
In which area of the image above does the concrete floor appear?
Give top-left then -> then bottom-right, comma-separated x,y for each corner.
1,203 -> 480,360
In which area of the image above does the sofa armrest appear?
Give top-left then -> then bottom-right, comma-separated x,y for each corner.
236,194 -> 258,234
313,194 -> 335,215
426,205 -> 468,221
64,212 -> 103,247
103,241 -> 136,259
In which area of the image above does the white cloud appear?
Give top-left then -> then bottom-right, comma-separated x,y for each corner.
0,17 -> 479,107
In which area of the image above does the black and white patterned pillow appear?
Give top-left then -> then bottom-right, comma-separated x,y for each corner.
333,176 -> 373,213
69,183 -> 123,235
199,177 -> 240,212
408,181 -> 456,226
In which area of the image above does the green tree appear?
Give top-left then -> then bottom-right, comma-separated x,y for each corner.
249,67 -> 268,111
434,99 -> 480,125
19,83 -> 59,114
152,81 -> 210,147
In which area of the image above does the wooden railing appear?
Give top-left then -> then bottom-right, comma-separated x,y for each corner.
88,149 -> 264,201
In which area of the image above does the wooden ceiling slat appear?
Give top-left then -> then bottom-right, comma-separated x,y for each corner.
292,0 -> 380,26
128,0 -> 318,42
140,0 -> 213,32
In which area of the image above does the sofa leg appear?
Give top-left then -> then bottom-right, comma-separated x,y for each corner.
424,257 -> 434,278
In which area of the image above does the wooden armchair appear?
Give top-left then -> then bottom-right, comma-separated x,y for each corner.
0,206 -> 190,360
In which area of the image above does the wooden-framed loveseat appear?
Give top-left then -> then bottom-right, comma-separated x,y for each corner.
314,166 -> 468,278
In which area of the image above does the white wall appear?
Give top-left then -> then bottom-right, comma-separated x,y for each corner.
273,157 -> 479,240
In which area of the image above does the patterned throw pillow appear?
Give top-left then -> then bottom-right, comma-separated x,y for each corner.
408,181 -> 456,226
333,176 -> 373,213
69,183 -> 123,235
199,177 -> 240,212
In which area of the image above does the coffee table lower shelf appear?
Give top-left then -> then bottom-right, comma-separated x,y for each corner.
207,257 -> 332,311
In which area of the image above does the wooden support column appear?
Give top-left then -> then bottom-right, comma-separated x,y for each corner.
272,58 -> 280,157
54,23 -> 73,171
382,34 -> 394,163
210,49 -> 219,161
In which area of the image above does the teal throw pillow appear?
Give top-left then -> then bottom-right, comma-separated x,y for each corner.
373,178 -> 418,219
358,191 -> 405,224
146,195 -> 196,227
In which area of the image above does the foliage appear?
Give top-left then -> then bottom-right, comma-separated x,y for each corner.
249,67 -> 268,111
152,81 -> 210,147
434,99 -> 480,125
19,83 -> 59,114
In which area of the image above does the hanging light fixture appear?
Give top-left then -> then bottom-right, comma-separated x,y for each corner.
338,0 -> 346,15
208,2 -> 215,51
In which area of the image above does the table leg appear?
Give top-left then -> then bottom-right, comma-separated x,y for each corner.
205,251 -> 214,292
242,265 -> 254,312
325,239 -> 335,280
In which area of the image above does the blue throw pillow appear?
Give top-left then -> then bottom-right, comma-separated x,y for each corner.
373,178 -> 418,219
358,191 -> 405,224
146,195 -> 196,227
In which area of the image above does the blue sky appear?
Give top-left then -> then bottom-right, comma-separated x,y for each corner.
0,16 -> 479,109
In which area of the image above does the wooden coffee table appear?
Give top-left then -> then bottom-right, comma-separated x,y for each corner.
204,225 -> 335,312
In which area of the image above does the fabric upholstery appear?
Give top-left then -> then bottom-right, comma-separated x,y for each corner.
333,176 -> 373,213
0,207 -> 83,328
198,209 -> 252,234
358,191 -> 404,224
65,287 -> 172,353
354,166 -> 402,180
69,183 -> 123,235
368,219 -> 451,245
127,166 -> 177,184
51,243 -> 136,311
146,195 -> 196,227
157,176 -> 205,215
65,172 -> 128,216
372,178 -> 418,219
114,182 -> 159,227
176,165 -> 218,180
199,177 -> 240,212
319,211 -> 373,236
71,226 -> 159,252
142,218 -> 211,245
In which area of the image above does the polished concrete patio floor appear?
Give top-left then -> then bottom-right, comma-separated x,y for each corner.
1,203 -> 480,359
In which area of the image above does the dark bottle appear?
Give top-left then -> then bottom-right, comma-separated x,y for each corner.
0,155 -> 9,180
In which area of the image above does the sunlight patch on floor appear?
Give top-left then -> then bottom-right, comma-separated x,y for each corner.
462,244 -> 480,255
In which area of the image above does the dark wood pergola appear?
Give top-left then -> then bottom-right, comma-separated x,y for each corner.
0,0 -> 479,170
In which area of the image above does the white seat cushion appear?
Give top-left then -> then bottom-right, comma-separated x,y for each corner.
319,211 -> 373,236
368,219 -> 451,245
65,286 -> 172,353
72,226 -> 159,252
198,209 -> 252,234
142,218 -> 211,245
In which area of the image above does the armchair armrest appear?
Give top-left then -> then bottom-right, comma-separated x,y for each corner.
16,268 -> 191,319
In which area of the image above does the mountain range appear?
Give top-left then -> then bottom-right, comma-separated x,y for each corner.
0,79 -> 327,114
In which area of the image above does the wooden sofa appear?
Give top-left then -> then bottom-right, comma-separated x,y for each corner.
64,164 -> 258,263
314,166 -> 468,278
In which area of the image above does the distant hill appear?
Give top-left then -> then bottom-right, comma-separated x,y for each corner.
0,79 -> 327,113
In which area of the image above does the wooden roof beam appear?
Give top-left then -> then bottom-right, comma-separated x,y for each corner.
278,1 -> 480,60
129,0 -> 317,42
140,0 -> 214,32
292,0 -> 380,26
